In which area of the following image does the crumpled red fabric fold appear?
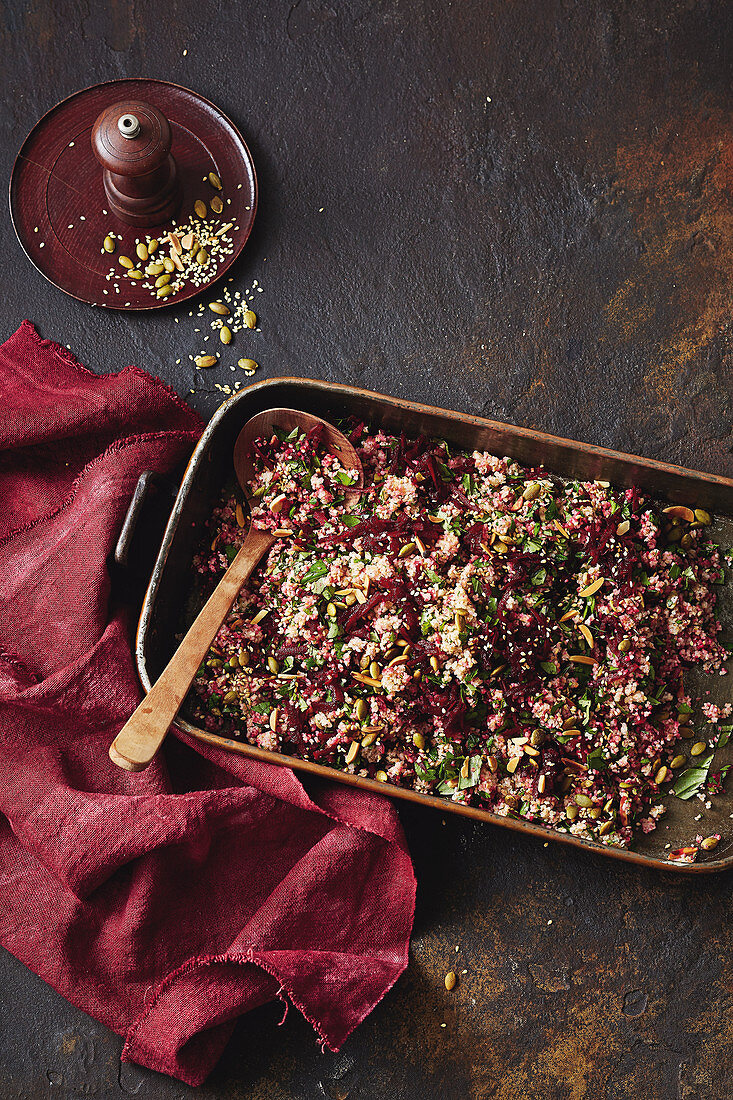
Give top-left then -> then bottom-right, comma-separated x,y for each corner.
0,321 -> 416,1085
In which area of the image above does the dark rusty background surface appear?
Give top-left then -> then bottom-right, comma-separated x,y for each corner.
1,1 -> 733,1097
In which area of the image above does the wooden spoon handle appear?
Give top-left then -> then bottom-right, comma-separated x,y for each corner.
109,527 -> 274,772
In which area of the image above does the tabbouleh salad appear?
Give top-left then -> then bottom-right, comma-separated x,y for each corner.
186,420 -> 731,856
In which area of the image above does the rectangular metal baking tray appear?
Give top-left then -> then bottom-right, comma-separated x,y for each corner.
135,378 -> 733,872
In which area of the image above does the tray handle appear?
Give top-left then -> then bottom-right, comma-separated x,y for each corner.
113,471 -> 178,589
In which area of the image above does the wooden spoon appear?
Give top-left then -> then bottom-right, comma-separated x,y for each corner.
109,408 -> 363,771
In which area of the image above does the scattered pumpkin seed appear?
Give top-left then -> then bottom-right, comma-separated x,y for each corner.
118,255 -> 134,269
654,765 -> 669,784
691,741 -> 707,756
163,257 -> 175,273
193,199 -> 207,219
103,235 -> 116,253
148,238 -> 159,253
155,273 -> 171,288
361,731 -> 379,747
670,755 -> 687,769
618,637 -> 632,653
195,354 -> 217,367
701,836 -> 719,851
267,656 -> 280,675
326,602 -> 337,618
238,358 -> 258,371
598,819 -> 614,837
430,655 -> 440,673
238,648 -> 250,667
375,770 -> 388,782
694,508 -> 711,525
445,971 -> 457,991
566,805 -> 579,821
575,794 -> 594,807
156,285 -> 173,299
354,699 -> 368,721
127,269 -> 143,280
522,482 -> 542,501
136,242 -> 148,261
235,503 -> 246,528
196,248 -> 209,265
208,171 -> 222,190
209,301 -> 229,315
147,262 -> 165,275
616,519 -> 630,536
398,541 -> 416,558
211,195 -> 224,214
242,309 -> 257,329
223,690 -> 238,704
413,732 -> 426,750
369,660 -> 381,680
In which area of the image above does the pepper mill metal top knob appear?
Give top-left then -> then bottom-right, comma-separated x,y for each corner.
91,100 -> 181,227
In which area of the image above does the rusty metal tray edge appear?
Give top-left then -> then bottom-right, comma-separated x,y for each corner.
136,376 -> 733,874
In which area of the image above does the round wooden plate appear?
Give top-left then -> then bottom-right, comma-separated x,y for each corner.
9,78 -> 257,310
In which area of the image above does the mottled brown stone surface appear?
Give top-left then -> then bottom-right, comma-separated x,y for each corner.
1,1 -> 733,1096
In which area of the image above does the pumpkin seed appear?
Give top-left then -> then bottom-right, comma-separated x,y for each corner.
575,794 -> 594,807
361,731 -> 379,747
211,195 -> 224,213
522,482 -> 542,501
670,755 -> 687,769
430,655 -> 440,673
148,239 -> 159,253
398,541 -> 415,558
444,971 -> 457,991
156,285 -> 173,299
588,807 -> 602,820
694,508 -> 711,526
326,602 -> 337,618
345,741 -> 360,765
223,690 -> 238,704
147,262 -> 165,275
493,540 -> 509,555
616,519 -> 630,536
241,309 -> 257,329
163,257 -> 175,273
267,656 -> 280,674
103,235 -> 116,253
667,527 -> 683,543
238,648 -> 250,667
118,255 -> 134,269
194,199 -> 208,219
618,637 -> 632,653
598,819 -> 614,837
196,248 -> 209,265
354,699 -> 368,721
369,661 -> 381,680
208,171 -> 222,190
566,804 -> 579,820
654,766 -> 669,784
375,770 -> 388,782
238,358 -> 258,371
209,301 -> 229,315
235,503 -> 246,528
359,653 -> 371,670
679,726 -> 695,739
691,741 -> 707,756
195,354 -> 217,367
578,577 -> 604,598
127,269 -> 143,280
412,732 -> 425,750
155,273 -> 171,288
136,242 -> 148,261
701,835 -> 719,851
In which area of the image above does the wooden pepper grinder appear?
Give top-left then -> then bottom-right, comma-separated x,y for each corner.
91,100 -> 181,227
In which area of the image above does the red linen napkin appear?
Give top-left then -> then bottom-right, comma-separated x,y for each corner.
0,321 -> 415,1085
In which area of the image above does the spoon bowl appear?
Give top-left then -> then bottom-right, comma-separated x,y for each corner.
109,408 -> 363,772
